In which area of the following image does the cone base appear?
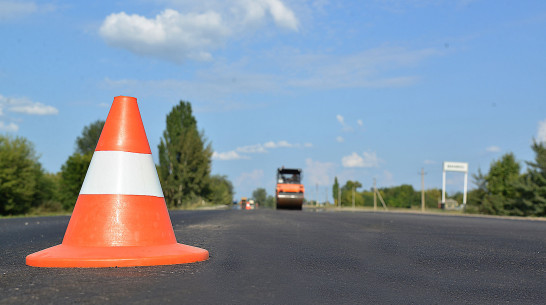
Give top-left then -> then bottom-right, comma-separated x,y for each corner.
26,243 -> 209,268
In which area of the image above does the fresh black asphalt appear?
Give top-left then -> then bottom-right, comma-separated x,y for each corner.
1,209 -> 545,304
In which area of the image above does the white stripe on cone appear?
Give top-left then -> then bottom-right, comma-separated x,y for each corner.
80,151 -> 164,197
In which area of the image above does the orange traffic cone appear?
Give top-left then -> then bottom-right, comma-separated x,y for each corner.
26,96 -> 209,267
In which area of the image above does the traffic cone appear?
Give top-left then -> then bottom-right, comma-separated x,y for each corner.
26,96 -> 209,267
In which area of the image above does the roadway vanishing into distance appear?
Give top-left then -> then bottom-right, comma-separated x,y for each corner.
1,209 -> 545,304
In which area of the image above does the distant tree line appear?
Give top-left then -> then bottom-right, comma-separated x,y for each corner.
328,141 -> 546,217
0,100 -> 234,216
331,179 -> 443,210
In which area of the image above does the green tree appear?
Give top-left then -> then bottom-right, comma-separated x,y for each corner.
381,184 -> 418,208
332,177 -> 339,206
252,188 -> 267,207
58,152 -> 93,211
158,100 -> 213,208
207,175 -> 233,205
57,120 -> 104,211
425,188 -> 442,209
511,141 -> 546,216
75,120 -> 105,155
32,172 -> 63,214
0,135 -> 45,215
466,169 -> 487,212
480,153 -> 520,215
341,180 -> 363,206
486,153 -> 520,197
265,195 -> 276,208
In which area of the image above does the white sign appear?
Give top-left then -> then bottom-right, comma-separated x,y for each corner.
443,161 -> 468,173
442,161 -> 469,206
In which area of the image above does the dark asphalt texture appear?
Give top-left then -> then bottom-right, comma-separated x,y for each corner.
1,209 -> 545,304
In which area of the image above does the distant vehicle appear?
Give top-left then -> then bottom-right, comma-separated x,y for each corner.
275,167 -> 304,210
239,197 -> 248,210
238,197 -> 255,210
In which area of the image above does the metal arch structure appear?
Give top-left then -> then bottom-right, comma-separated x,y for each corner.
442,161 -> 469,208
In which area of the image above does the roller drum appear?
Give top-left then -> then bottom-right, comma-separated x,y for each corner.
276,192 -> 304,210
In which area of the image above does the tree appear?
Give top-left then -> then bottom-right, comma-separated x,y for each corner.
32,172 -> 63,214
480,153 -> 520,215
486,153 -> 520,198
57,120 -> 104,211
381,184 -> 418,208
265,195 -> 276,208
511,141 -> 546,216
341,180 -> 363,206
58,152 -> 93,210
75,120 -> 105,155
252,188 -> 267,207
158,101 -> 213,208
332,177 -> 339,206
207,175 -> 234,205
0,135 -> 45,215
466,168 -> 487,212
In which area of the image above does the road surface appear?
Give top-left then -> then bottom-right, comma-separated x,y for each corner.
1,209 -> 545,304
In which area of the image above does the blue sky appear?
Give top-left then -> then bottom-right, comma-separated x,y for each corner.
1,0 -> 545,201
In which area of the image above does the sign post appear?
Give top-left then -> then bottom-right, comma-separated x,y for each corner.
442,161 -> 468,209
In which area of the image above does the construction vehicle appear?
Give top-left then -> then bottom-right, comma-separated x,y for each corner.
275,167 -> 304,210
239,197 -> 256,210
239,197 -> 248,210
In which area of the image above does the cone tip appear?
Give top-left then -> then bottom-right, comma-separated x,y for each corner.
114,96 -> 137,103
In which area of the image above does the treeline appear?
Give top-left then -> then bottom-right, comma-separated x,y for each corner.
0,100 -> 234,216
332,178 -> 443,209
329,141 -> 546,217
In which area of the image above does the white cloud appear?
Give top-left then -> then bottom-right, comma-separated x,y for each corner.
0,1 -> 36,21
0,94 -> 58,115
263,140 -> 295,148
424,159 -> 436,165
10,102 -> 58,115
212,150 -> 248,160
213,140 -> 311,161
263,141 -> 276,148
336,114 -> 344,125
486,145 -> 501,153
336,136 -> 344,143
0,1 -> 55,22
276,140 -> 292,147
0,121 -> 18,132
305,158 -> 335,186
342,151 -> 381,168
100,9 -> 229,62
336,114 -> 353,131
99,1 -> 299,63
237,144 -> 267,153
538,119 -> 546,143
342,152 -> 364,168
357,119 -> 363,127
250,0 -> 299,31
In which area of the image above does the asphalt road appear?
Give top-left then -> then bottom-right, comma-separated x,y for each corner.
1,209 -> 545,304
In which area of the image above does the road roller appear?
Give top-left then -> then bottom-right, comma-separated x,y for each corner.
275,167 -> 304,210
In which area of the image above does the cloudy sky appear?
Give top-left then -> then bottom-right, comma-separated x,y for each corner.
1,0 -> 545,200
